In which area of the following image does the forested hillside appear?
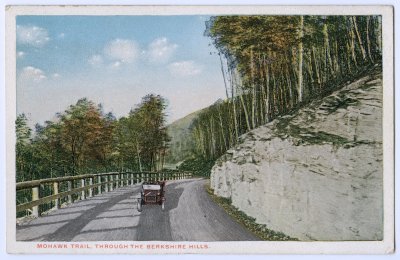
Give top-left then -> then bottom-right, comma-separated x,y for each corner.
164,109 -> 203,166
190,15 -> 381,161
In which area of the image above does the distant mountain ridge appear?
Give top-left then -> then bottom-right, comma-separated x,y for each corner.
165,108 -> 205,166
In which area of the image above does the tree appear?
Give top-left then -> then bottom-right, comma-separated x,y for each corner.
194,15 -> 382,160
16,114 -> 32,182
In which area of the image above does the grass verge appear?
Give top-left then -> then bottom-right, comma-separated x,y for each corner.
206,185 -> 298,241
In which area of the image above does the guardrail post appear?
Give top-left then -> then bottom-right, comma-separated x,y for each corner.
130,173 -> 133,186
81,179 -> 86,200
32,186 -> 39,217
88,178 -> 93,197
104,176 -> 109,192
97,176 -> 102,195
116,174 -> 119,189
53,182 -> 60,209
110,175 -> 114,191
67,181 -> 72,204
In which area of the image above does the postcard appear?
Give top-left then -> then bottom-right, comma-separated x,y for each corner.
5,5 -> 394,254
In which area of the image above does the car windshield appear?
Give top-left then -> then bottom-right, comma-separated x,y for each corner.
142,184 -> 161,190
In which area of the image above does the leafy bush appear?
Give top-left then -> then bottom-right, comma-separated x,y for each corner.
178,157 -> 216,177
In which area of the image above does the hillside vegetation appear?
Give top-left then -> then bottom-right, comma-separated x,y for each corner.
164,109 -> 203,166
211,65 -> 383,240
190,15 -> 382,163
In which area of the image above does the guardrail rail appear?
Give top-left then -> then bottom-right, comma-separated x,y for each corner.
16,171 -> 193,218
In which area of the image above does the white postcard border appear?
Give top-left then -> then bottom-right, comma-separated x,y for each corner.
5,5 -> 394,254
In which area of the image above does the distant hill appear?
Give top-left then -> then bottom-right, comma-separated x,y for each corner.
164,109 -> 205,166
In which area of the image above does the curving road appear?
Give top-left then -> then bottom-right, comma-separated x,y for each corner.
16,178 -> 258,241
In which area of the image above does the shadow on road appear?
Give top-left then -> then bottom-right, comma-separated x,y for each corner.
136,182 -> 184,241
39,188 -> 138,241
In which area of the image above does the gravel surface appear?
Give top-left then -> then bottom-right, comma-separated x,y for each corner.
16,178 -> 258,241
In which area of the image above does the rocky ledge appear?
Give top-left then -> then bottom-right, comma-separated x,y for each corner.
211,67 -> 383,241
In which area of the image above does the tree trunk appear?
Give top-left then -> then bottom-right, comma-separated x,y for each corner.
250,48 -> 256,129
348,23 -> 358,68
297,15 -> 304,103
230,68 -> 239,142
135,140 -> 142,172
218,106 -> 228,151
219,54 -> 230,99
240,94 -> 251,132
323,23 -> 334,76
352,16 -> 367,61
365,16 -> 374,63
264,57 -> 270,122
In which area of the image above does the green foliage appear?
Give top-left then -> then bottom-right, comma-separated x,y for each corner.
16,114 -> 33,182
118,94 -> 170,172
15,95 -> 170,183
177,157 -> 215,177
164,109 -> 204,164
192,15 -> 382,161
207,187 -> 297,241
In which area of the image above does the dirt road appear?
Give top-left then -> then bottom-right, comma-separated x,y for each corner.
16,178 -> 258,241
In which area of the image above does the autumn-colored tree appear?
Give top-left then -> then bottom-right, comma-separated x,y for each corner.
193,15 -> 382,160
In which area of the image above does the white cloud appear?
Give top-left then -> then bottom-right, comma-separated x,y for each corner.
58,33 -> 65,39
104,39 -> 138,64
109,61 -> 122,69
17,25 -> 50,47
147,37 -> 178,63
168,61 -> 203,77
19,66 -> 47,83
17,51 -> 25,59
88,54 -> 104,67
52,73 -> 61,79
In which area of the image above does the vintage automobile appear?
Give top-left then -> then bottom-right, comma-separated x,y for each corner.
137,181 -> 166,212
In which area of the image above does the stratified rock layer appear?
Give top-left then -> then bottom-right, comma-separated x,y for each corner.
211,67 -> 383,240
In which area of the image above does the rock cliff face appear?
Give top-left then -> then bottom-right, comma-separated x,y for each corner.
210,67 -> 383,241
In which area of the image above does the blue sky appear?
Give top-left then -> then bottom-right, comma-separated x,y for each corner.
16,15 -> 225,128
